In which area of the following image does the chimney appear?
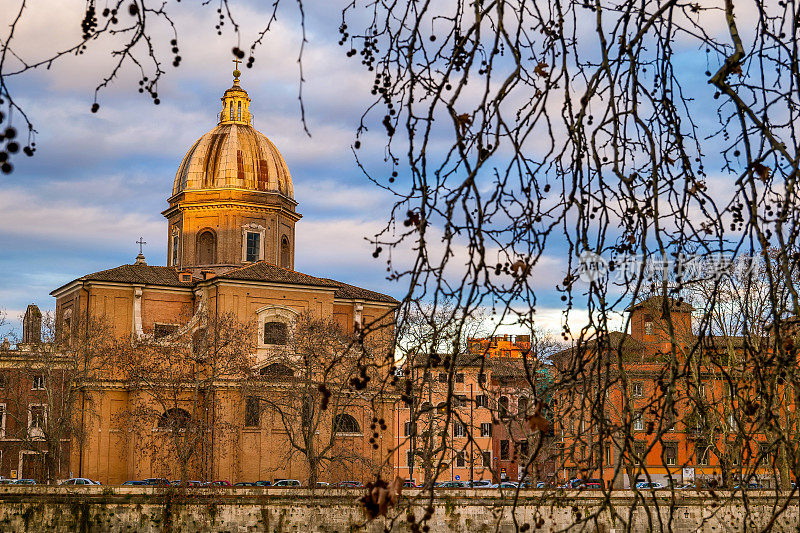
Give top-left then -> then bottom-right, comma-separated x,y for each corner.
23,304 -> 42,344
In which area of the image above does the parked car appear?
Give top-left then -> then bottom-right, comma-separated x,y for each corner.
14,479 -> 37,485
315,482 -> 330,488
208,480 -> 231,487
255,481 -> 271,487
142,478 -> 171,487
61,478 -> 98,486
122,480 -> 147,486
635,481 -> 665,490
0,479 -> 17,485
491,481 -> 520,489
334,481 -> 364,488
233,482 -> 258,487
673,483 -> 695,490
438,481 -> 468,488
171,480 -> 203,487
535,482 -> 548,489
403,480 -> 419,488
470,480 -> 493,488
583,479 -> 603,489
733,482 -> 764,490
273,479 -> 301,487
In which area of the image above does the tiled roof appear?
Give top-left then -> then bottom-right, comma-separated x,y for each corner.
625,295 -> 695,312
218,262 -> 341,287
551,331 -> 645,365
53,261 -> 398,305
52,264 -> 193,292
321,279 -> 399,304
214,262 -> 399,304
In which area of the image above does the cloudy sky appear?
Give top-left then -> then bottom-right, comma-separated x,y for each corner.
1,1 -> 753,338
0,1 -> 581,337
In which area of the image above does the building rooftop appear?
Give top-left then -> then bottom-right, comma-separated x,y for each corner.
51,261 -> 398,305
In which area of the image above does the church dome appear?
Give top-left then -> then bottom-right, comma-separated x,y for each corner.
172,76 -> 293,198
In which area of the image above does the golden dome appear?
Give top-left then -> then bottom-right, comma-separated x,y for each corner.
172,79 -> 293,198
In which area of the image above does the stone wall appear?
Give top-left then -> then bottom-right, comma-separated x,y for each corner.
0,486 -> 797,532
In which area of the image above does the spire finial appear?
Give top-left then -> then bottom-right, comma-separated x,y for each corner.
135,236 -> 147,265
232,59 -> 242,82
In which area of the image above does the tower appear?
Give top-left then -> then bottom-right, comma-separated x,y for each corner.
163,66 -> 301,274
22,303 -> 42,345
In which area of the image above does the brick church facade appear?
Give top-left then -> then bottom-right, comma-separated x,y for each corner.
0,70 -> 398,484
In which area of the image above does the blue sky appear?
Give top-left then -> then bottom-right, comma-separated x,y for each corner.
0,1 -> 759,339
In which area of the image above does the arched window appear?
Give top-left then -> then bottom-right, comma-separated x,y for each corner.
280,236 -> 291,268
259,363 -> 293,379
518,396 -> 528,417
229,102 -> 234,121
158,408 -> 191,430
196,230 -> 216,265
263,322 -> 288,345
499,396 -> 509,418
237,101 -> 242,120
333,414 -> 361,435
419,402 -> 433,413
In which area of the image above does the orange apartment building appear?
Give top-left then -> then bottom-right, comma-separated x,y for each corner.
394,354 -> 494,485
394,336 -> 556,485
552,297 -> 788,488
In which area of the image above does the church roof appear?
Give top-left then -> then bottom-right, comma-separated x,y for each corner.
218,262 -> 398,304
52,264 -> 195,290
52,262 -> 398,304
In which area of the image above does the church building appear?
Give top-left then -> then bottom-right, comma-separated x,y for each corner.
0,68 -> 398,484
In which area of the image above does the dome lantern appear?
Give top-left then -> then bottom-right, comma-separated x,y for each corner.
219,62 -> 252,125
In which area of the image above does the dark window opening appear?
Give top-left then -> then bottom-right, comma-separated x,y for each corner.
246,232 -> 261,262
482,451 -> 491,467
259,363 -> 293,379
280,236 -> 291,268
499,396 -> 509,418
158,408 -> 191,430
154,324 -> 179,340
171,233 -> 179,265
263,322 -> 288,345
663,444 -> 677,466
333,414 -> 360,434
30,406 -> 46,428
500,440 -> 510,460
644,314 -> 654,335
518,396 -> 528,416
519,441 -> 529,458
245,397 -> 260,427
